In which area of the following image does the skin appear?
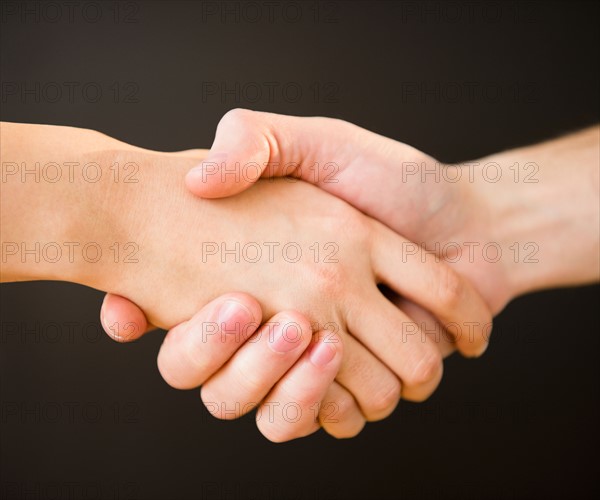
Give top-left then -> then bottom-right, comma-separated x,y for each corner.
0,121 -> 491,442
184,110 -> 599,312
104,110 -> 599,440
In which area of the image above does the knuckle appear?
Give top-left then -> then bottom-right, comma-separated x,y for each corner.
257,423 -> 295,443
232,361 -> 265,397
364,378 -> 402,421
324,394 -> 354,424
316,116 -> 357,138
276,380 -> 321,414
434,266 -> 464,310
219,107 -> 255,130
301,213 -> 373,302
255,404 -> 305,443
276,310 -> 312,341
289,390 -> 321,413
341,209 -> 373,243
404,348 -> 443,389
310,263 -> 347,301
157,365 -> 187,390
200,386 -> 251,421
157,348 -> 198,390
326,421 -> 365,439
182,344 -> 213,379
199,387 -> 228,420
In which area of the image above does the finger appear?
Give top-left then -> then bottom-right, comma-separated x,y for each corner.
371,227 -> 493,358
346,288 -> 444,402
200,310 -> 312,420
334,332 -> 401,421
101,293 -> 156,342
319,382 -> 366,439
255,330 -> 343,443
392,296 -> 457,359
380,286 -> 457,357
157,293 -> 262,390
185,108 -> 363,199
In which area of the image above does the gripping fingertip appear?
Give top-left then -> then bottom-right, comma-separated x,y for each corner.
100,294 -> 148,343
185,163 -> 248,199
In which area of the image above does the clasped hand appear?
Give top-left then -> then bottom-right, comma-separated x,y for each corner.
99,110 -> 492,442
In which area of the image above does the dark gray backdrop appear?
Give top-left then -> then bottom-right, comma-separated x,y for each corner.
1,1 -> 599,499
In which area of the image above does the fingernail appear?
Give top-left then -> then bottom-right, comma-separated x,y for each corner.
268,320 -> 303,353
309,339 -> 336,367
99,306 -> 119,340
218,300 -> 252,335
100,307 -> 107,330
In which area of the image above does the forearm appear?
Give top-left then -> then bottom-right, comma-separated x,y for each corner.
477,126 -> 600,298
0,122 -> 178,288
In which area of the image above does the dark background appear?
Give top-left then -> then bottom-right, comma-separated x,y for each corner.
1,1 -> 599,499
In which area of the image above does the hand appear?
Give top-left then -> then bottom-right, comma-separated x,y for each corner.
4,123 -> 487,442
184,109 -> 600,313
184,109 -> 509,311
102,292 -> 347,441
89,146 -> 489,435
106,111 -> 597,441
102,278 -> 458,441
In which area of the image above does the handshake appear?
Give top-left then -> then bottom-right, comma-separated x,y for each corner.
2,111 -> 598,441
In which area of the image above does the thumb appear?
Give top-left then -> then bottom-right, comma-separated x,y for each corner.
185,108 -> 274,198
185,108 -> 358,198
100,293 -> 156,342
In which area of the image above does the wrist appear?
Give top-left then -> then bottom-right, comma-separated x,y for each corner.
472,128 -> 599,299
78,147 -> 202,296
471,149 -> 550,300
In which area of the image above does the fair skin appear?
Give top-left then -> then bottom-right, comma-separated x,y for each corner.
0,121 -> 490,442
183,110 -> 600,312
105,110 -> 599,439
